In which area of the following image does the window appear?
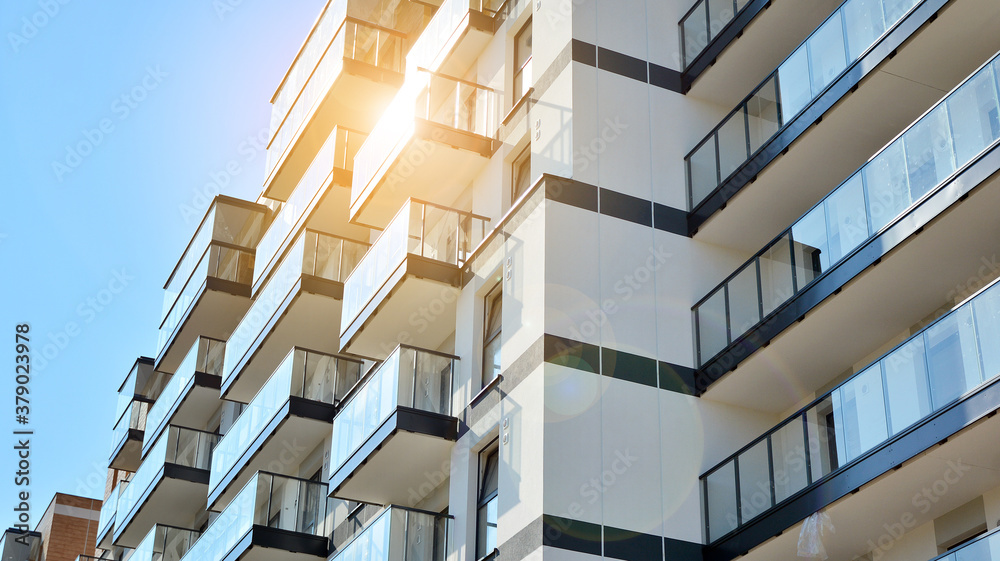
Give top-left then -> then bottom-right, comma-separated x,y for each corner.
512,146 -> 531,203
483,284 -> 502,386
477,447 -> 499,560
513,20 -> 532,102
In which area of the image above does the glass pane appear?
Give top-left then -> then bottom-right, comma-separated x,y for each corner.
843,0 -> 886,60
738,440 -> 772,522
974,283 -> 1000,380
882,0 -> 919,24
806,396 -> 840,481
864,141 -> 911,232
791,204 -> 829,288
808,13 -> 848,95
771,417 -> 810,503
954,532 -> 1000,560
882,337 -> 931,435
707,0 -> 736,40
698,288 -> 728,363
727,264 -> 760,339
689,138 -> 719,206
948,67 -> 1000,165
833,365 -> 888,463
778,47 -> 812,120
759,235 -> 795,316
903,104 -> 956,200
747,77 -> 781,154
825,174 -> 870,262
706,461 -> 739,541
926,305 -> 983,409
414,352 -> 451,415
477,497 -> 499,557
682,2 -> 709,67
717,108 -> 749,181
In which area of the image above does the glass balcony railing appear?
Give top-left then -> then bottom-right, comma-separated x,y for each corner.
407,0 -> 508,72
330,506 -> 450,561
157,243 -> 255,356
330,345 -> 455,476
255,126 -> 367,287
145,337 -> 225,450
686,0 -> 927,209
694,54 -> 1000,366
352,70 -> 498,204
224,230 -> 369,383
111,400 -> 148,456
342,200 -> 487,328
179,472 -> 328,561
125,524 -> 200,561
702,276 -> 1000,542
680,0 -> 752,69
266,13 -> 407,179
117,426 -> 218,524
0,530 -> 41,561
929,526 -> 1000,561
98,479 -> 127,538
210,348 -> 363,491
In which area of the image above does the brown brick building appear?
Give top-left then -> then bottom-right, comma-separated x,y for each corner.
33,493 -> 101,561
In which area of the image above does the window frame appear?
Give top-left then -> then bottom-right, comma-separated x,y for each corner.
476,443 -> 500,561
513,18 -> 532,104
511,145 -> 531,205
482,283 -> 503,387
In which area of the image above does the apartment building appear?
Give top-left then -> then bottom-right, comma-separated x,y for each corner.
91,0 -> 1000,560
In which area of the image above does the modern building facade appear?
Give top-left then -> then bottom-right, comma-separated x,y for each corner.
91,0 -> 1000,561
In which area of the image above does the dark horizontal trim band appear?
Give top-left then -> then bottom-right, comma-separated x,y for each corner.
571,39 -> 684,94
543,175 -> 689,236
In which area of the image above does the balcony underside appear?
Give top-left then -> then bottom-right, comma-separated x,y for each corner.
329,408 -> 458,506
156,281 -> 251,373
110,429 -> 143,472
340,257 -> 462,360
709,381 -> 1000,561
142,374 -> 222,459
433,11 -> 494,77
701,142 -> 1000,413
222,526 -> 327,561
349,121 -> 496,229
264,62 -> 404,202
223,279 -> 344,403
113,467 -> 210,548
208,400 -> 334,512
693,0 -> 1000,241
96,520 -> 115,550
306,182 -> 370,246
687,0 -> 842,105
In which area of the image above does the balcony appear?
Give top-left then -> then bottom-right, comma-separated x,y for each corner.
253,125 -> 370,293
329,506 -> 449,561
208,348 -> 362,511
340,200 -> 487,359
0,530 -> 41,561
125,524 -> 199,561
349,70 -> 499,229
114,426 -> 218,547
263,1 -> 411,201
179,472 -> 328,561
680,0 -> 843,96
97,479 -> 127,549
702,277 -> 1000,557
222,229 -> 368,402
143,337 -> 225,458
687,0 -> 1000,238
156,196 -> 268,372
111,358 -> 169,471
407,0 -> 509,77
694,52 -> 1000,403
329,345 -> 458,505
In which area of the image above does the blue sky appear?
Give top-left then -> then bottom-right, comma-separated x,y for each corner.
0,0 -> 325,526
